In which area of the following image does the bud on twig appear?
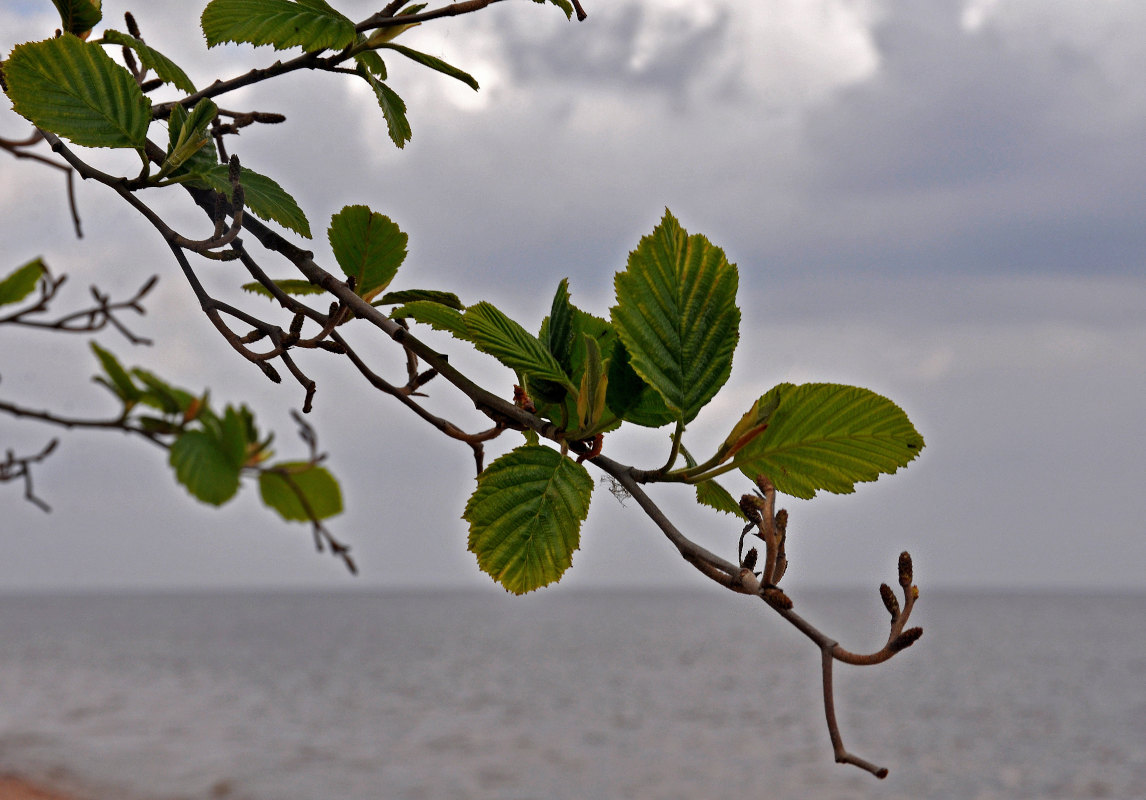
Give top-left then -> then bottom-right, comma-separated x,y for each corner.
898,551 -> 913,588
889,626 -> 923,653
775,508 -> 788,535
742,547 -> 758,571
879,583 -> 900,620
762,587 -> 793,610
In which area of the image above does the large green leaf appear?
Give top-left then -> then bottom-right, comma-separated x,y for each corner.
464,302 -> 573,390
464,445 -> 593,594
735,383 -> 925,499
201,0 -> 356,52
0,259 -> 45,307
328,205 -> 407,302
169,428 -> 244,505
4,34 -> 150,149
259,462 -> 343,521
611,209 -> 740,424
50,0 -> 102,36
101,30 -> 196,93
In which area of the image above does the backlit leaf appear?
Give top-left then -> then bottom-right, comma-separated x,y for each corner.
0,258 -> 45,307
5,34 -> 150,149
90,341 -> 140,403
357,65 -> 411,148
328,205 -> 407,302
241,279 -> 326,298
101,30 -> 196,93
50,0 -> 102,36
259,462 -> 343,521
464,445 -> 593,594
201,0 -> 356,52
735,383 -> 925,499
169,429 -> 242,505
465,302 -> 573,390
377,43 -> 478,90
611,209 -> 739,424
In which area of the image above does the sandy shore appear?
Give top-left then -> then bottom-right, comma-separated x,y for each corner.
0,777 -> 81,800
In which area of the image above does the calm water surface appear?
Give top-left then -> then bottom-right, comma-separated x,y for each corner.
1,589 -> 1144,799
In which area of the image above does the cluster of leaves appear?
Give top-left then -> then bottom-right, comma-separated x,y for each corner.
2,1 -> 924,598
394,210 -> 924,594
88,336 -> 343,523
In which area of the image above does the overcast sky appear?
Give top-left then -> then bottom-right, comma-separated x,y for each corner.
2,0 -> 1144,594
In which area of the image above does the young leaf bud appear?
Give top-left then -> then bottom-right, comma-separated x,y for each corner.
879,583 -> 900,620
898,551 -> 913,588
762,587 -> 793,610
889,626 -> 923,653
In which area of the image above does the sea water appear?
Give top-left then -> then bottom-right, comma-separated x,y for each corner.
1,589 -> 1144,800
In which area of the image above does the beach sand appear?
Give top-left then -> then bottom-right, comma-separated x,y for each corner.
0,777 -> 80,800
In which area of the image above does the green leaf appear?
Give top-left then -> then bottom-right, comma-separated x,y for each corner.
611,209 -> 740,424
465,302 -> 574,390
241,279 -> 326,298
713,390 -> 782,467
464,445 -> 593,594
259,462 -> 343,521
51,0 -> 102,36
735,383 -> 925,499
0,258 -> 45,307
201,0 -> 356,52
132,368 -> 196,415
376,289 -> 462,309
160,98 -> 217,176
192,162 -> 311,237
681,445 -> 745,519
90,341 -> 140,403
377,43 -> 479,90
544,279 -> 576,375
101,30 -> 196,93
328,205 -> 407,302
4,34 -> 151,149
604,340 -> 675,428
354,49 -> 386,79
357,66 -> 411,148
169,429 -> 242,505
575,334 -> 609,435
391,299 -> 469,339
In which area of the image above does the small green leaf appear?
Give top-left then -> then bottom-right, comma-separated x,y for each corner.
357,66 -> 411,148
191,162 -> 311,237
611,209 -> 740,424
259,462 -> 343,521
575,334 -> 609,435
160,98 -> 217,176
391,300 -> 469,339
544,279 -> 576,375
377,43 -> 479,90
328,205 -> 407,302
241,279 -> 326,298
201,0 -> 356,52
465,302 -> 574,390
0,258 -> 45,307
354,49 -> 386,79
464,444 -> 593,594
101,30 -> 196,93
5,34 -> 151,149
681,445 -> 745,519
51,0 -> 102,36
714,391 -> 782,466
132,368 -> 196,415
376,289 -> 462,309
90,341 -> 140,403
735,383 -> 925,499
169,429 -> 242,505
